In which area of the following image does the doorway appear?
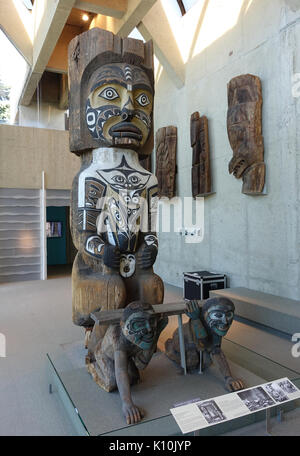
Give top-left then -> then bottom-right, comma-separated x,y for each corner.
46,206 -> 76,278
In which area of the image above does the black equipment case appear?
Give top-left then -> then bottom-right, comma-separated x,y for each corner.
183,270 -> 227,300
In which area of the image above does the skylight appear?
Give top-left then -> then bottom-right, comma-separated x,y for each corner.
0,29 -> 29,123
176,0 -> 199,16
22,0 -> 33,11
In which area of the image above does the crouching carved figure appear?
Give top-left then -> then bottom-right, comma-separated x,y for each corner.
87,301 -> 168,424
165,298 -> 245,392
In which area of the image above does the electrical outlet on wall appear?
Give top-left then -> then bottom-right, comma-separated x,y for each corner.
179,227 -> 203,243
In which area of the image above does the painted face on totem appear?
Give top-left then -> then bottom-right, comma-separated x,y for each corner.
122,311 -> 157,350
86,63 -> 153,149
204,304 -> 234,337
227,79 -> 264,179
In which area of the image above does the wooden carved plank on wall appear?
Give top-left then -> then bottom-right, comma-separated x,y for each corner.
155,126 -> 177,198
227,74 -> 265,195
190,112 -> 211,198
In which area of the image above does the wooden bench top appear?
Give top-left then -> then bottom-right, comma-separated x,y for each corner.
210,287 -> 300,317
210,287 -> 300,335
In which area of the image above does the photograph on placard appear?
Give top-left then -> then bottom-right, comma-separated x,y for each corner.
197,400 -> 227,425
277,379 -> 298,395
263,382 -> 289,403
237,387 -> 275,412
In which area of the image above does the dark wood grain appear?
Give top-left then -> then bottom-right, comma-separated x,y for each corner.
155,126 -> 177,198
191,112 -> 211,197
227,74 -> 265,195
91,301 -> 200,325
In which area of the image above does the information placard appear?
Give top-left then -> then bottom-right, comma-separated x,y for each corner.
170,377 -> 300,434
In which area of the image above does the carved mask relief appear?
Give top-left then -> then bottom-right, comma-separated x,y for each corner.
122,310 -> 158,350
86,64 -> 153,150
203,302 -> 234,337
120,254 -> 136,278
227,74 -> 265,195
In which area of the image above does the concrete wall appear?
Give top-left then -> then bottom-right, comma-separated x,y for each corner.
0,0 -> 32,65
153,0 -> 300,299
0,125 -> 80,190
18,102 -> 65,131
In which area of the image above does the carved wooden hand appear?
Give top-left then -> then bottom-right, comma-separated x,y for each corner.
103,245 -> 121,269
137,243 -> 157,269
225,376 -> 245,392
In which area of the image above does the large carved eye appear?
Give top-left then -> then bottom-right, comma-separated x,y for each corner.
131,319 -> 146,332
128,175 -> 141,185
99,87 -> 119,101
136,93 -> 150,107
111,174 -> 125,184
209,311 -> 223,320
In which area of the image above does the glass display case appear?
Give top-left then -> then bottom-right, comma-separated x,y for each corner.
47,339 -> 300,436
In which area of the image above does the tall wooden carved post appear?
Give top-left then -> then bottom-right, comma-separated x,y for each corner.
191,112 -> 211,198
155,126 -> 177,199
227,74 -> 265,195
68,28 -> 164,347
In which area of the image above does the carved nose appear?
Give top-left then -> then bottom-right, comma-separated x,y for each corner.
142,321 -> 151,333
121,110 -> 134,121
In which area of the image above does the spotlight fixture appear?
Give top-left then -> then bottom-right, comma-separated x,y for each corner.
82,13 -> 89,21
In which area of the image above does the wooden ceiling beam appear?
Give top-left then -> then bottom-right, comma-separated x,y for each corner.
138,1 -> 185,88
74,0 -> 127,19
89,0 -> 157,37
19,0 -> 76,106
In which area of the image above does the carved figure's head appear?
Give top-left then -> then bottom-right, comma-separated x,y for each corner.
121,301 -> 157,350
227,74 -> 264,179
68,28 -> 154,156
86,63 -> 153,150
203,297 -> 235,337
120,253 -> 136,278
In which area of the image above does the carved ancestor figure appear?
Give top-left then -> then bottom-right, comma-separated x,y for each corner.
165,298 -> 245,392
68,28 -> 164,405
87,301 -> 168,424
155,126 -> 177,198
191,112 -> 211,197
227,74 -> 265,195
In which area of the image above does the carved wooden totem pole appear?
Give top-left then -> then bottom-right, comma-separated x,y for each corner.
155,126 -> 177,198
227,74 -> 265,195
191,112 -> 211,198
68,29 -> 164,421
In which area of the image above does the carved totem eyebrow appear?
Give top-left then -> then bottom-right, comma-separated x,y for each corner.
124,65 -> 132,91
90,64 -> 153,94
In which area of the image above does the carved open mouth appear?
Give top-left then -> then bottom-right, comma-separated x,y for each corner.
109,122 -> 143,141
217,324 -> 228,331
141,333 -> 154,342
229,158 -> 248,179
233,159 -> 247,178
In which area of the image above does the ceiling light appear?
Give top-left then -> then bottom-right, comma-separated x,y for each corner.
82,13 -> 89,21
